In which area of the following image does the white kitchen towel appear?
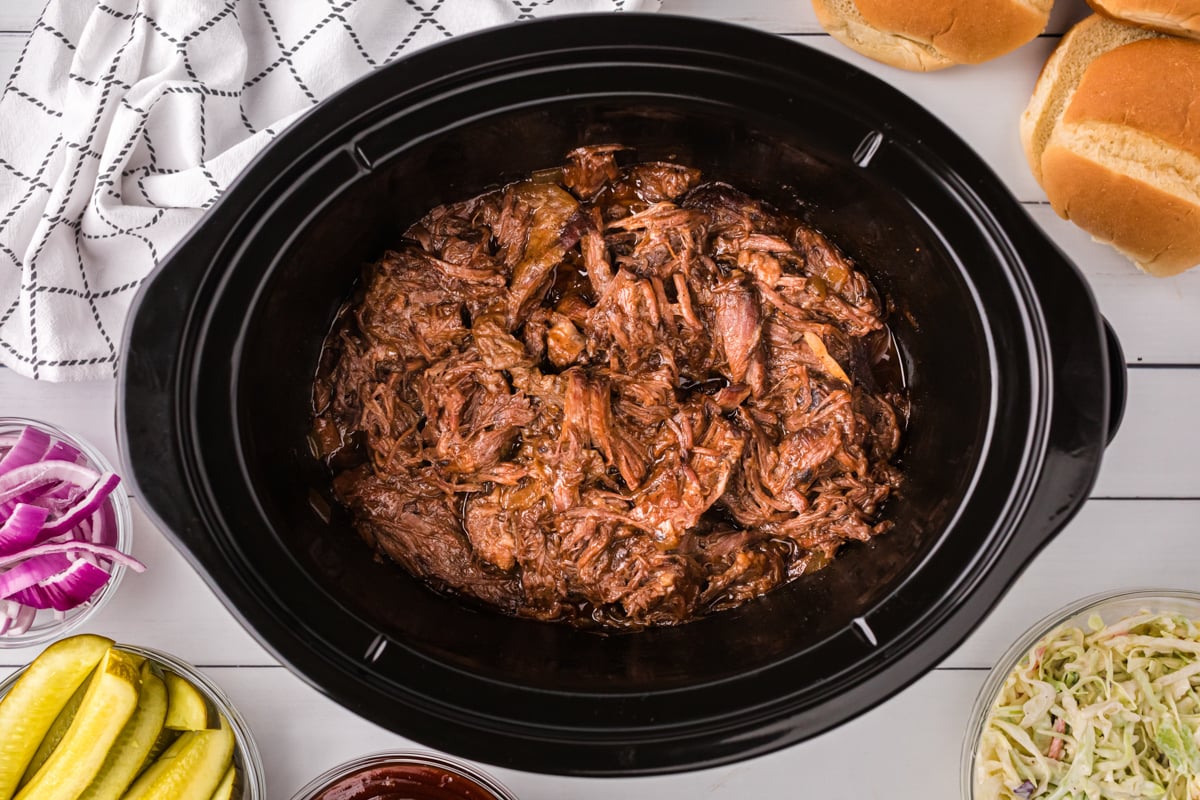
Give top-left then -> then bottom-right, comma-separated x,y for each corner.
0,0 -> 659,381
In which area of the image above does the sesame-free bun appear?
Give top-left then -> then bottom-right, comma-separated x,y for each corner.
811,0 -> 1053,71
1022,16 -> 1200,276
1088,0 -> 1200,39
1020,16 -> 1162,185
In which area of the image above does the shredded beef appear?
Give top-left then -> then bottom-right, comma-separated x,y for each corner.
312,145 -> 906,629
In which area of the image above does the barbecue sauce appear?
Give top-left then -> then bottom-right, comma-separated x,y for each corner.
310,764 -> 504,800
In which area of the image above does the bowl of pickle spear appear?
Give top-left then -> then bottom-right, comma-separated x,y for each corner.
0,634 -> 263,800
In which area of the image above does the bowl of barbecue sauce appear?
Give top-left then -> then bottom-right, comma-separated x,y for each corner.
291,751 -> 518,800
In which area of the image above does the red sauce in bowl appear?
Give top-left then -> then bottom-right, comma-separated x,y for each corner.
310,764 -> 507,800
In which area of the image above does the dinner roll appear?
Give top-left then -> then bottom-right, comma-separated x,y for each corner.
1022,16 -> 1200,276
1088,0 -> 1200,39
811,0 -> 1053,71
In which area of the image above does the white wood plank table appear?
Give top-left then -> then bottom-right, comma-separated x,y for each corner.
3,1 -> 1199,797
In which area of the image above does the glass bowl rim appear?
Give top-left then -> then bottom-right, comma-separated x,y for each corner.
288,749 -> 519,800
0,416 -> 134,648
960,587 -> 1200,800
0,641 -> 265,799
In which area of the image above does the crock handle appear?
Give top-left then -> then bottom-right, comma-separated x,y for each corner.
1102,317 -> 1126,446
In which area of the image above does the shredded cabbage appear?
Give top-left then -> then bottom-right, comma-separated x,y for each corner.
976,611 -> 1200,800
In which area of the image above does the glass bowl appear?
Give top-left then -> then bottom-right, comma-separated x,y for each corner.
290,750 -> 518,800
961,589 -> 1200,800
0,642 -> 265,800
0,417 -> 134,647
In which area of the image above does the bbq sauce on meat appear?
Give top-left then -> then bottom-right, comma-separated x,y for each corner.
311,145 -> 907,629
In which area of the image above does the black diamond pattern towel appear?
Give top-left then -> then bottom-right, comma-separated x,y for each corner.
0,0 -> 659,380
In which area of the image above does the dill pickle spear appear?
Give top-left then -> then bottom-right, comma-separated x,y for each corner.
77,660 -> 167,800
14,647 -> 141,800
140,729 -> 181,776
208,765 -> 236,800
123,716 -> 234,800
0,634 -> 113,800
163,671 -> 218,731
18,668 -> 92,787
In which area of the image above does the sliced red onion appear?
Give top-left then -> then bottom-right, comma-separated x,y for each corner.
0,427 -> 51,476
42,439 -> 83,464
9,560 -> 112,611
1,486 -> 70,522
40,472 -> 120,537
0,599 -> 15,635
9,585 -> 49,610
8,603 -> 35,636
0,461 -> 100,505
94,504 -> 118,547
0,503 -> 49,556
37,479 -> 86,504
0,425 -> 143,635
72,516 -> 93,544
0,553 -> 73,599
1014,781 -> 1035,799
0,540 -> 144,572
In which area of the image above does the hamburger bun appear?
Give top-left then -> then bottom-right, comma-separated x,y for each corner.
1020,16 -> 1162,185
1022,17 -> 1200,276
811,0 -> 1053,71
1088,0 -> 1200,39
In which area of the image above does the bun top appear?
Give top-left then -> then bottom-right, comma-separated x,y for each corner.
1020,15 -> 1162,183
812,0 -> 1052,71
852,0 -> 1053,64
1088,0 -> 1200,39
1062,37 -> 1200,161
1039,35 -> 1200,276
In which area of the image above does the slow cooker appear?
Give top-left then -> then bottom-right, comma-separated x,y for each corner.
119,15 -> 1126,775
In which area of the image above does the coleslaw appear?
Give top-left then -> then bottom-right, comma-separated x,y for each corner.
976,611 -> 1200,799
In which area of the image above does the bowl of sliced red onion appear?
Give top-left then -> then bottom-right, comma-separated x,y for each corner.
0,418 -> 143,645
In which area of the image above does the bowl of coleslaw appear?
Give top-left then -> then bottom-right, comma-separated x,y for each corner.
964,589 -> 1200,800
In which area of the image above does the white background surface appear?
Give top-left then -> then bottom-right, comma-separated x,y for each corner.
2,0 -> 1199,797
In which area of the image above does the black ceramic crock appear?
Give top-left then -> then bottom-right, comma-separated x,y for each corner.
118,15 -> 1126,776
